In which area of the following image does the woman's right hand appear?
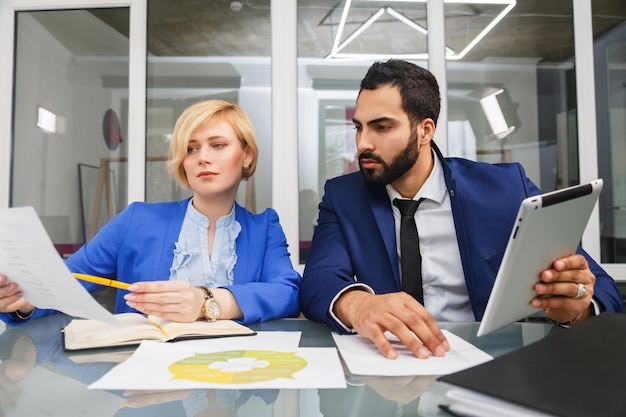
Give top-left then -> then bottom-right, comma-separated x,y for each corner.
0,274 -> 35,315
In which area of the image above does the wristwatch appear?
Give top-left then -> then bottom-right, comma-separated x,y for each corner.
198,286 -> 221,322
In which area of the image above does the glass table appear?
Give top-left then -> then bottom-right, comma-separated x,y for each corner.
0,314 -> 556,416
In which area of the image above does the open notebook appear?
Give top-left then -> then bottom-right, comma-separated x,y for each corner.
477,179 -> 603,337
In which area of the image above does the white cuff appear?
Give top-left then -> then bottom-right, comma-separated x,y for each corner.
328,283 -> 374,333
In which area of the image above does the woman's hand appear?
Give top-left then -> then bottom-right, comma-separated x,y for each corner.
121,389 -> 191,408
123,281 -> 242,322
0,274 -> 35,317
123,280 -> 204,322
0,336 -> 37,410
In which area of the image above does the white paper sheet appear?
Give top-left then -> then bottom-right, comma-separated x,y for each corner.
0,206 -> 117,323
332,330 -> 493,376
88,332 -> 346,390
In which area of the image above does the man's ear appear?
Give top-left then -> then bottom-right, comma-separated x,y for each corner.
418,118 -> 436,145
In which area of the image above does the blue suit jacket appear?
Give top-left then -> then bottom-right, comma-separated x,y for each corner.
3,200 -> 300,326
300,146 -> 623,333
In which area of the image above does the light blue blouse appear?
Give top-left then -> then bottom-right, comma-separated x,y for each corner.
169,199 -> 241,287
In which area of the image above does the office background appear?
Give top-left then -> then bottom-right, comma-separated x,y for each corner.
0,1 -> 624,292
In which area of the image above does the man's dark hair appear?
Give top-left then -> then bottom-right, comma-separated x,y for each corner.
359,59 -> 441,126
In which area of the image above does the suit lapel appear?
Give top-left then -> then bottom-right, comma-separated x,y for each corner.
433,143 -> 476,302
157,199 -> 188,279
233,203 -> 247,284
366,185 -> 401,285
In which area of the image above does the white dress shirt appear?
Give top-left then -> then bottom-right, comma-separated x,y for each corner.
169,199 -> 241,288
386,153 -> 474,322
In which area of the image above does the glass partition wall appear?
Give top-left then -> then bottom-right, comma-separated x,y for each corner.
2,0 -> 625,278
8,2 -> 271,257
141,1 -> 272,210
592,3 -> 626,264
11,8 -> 129,255
295,0 -> 623,269
446,0 -> 578,193
89,2 -> 272,211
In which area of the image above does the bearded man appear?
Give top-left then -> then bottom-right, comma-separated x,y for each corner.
299,59 -> 623,359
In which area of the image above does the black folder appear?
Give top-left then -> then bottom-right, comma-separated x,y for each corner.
439,313 -> 626,417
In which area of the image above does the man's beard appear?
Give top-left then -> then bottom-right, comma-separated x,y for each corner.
359,131 -> 419,187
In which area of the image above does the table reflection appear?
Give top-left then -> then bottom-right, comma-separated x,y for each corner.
0,315 -> 555,416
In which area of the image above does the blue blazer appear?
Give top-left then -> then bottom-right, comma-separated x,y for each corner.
300,146 -> 623,333
3,200 -> 300,326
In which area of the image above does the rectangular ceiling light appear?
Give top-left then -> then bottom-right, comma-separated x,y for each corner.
37,106 -> 57,134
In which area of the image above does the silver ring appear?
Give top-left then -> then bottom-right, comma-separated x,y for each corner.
573,283 -> 586,299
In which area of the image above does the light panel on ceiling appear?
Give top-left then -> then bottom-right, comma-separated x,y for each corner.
326,0 -> 516,61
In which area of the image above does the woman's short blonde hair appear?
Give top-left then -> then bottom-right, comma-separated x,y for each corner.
167,99 -> 259,188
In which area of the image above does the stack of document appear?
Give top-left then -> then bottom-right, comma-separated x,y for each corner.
444,388 -> 553,417
439,314 -> 626,417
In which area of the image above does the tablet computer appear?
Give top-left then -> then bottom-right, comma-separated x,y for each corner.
476,179 -> 603,337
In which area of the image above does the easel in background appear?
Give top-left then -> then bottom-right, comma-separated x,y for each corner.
476,148 -> 512,163
90,156 -> 168,240
90,157 -> 257,240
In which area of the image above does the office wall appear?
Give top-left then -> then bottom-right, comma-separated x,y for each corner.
13,14 -> 277,245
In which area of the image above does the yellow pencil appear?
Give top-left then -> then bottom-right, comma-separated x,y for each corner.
72,273 -> 131,290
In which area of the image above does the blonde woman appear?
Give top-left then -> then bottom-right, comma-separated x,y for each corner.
0,100 -> 300,325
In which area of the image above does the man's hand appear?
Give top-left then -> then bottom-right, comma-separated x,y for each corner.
333,290 -> 450,359
532,254 -> 596,324
354,375 -> 438,404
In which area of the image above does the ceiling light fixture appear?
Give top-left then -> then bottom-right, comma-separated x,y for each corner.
479,88 -> 516,139
326,0 -> 516,61
37,106 -> 57,134
230,1 -> 243,12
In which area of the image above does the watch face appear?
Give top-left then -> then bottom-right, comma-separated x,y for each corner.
206,298 -> 221,320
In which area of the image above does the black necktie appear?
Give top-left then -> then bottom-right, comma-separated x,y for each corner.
393,198 -> 425,304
